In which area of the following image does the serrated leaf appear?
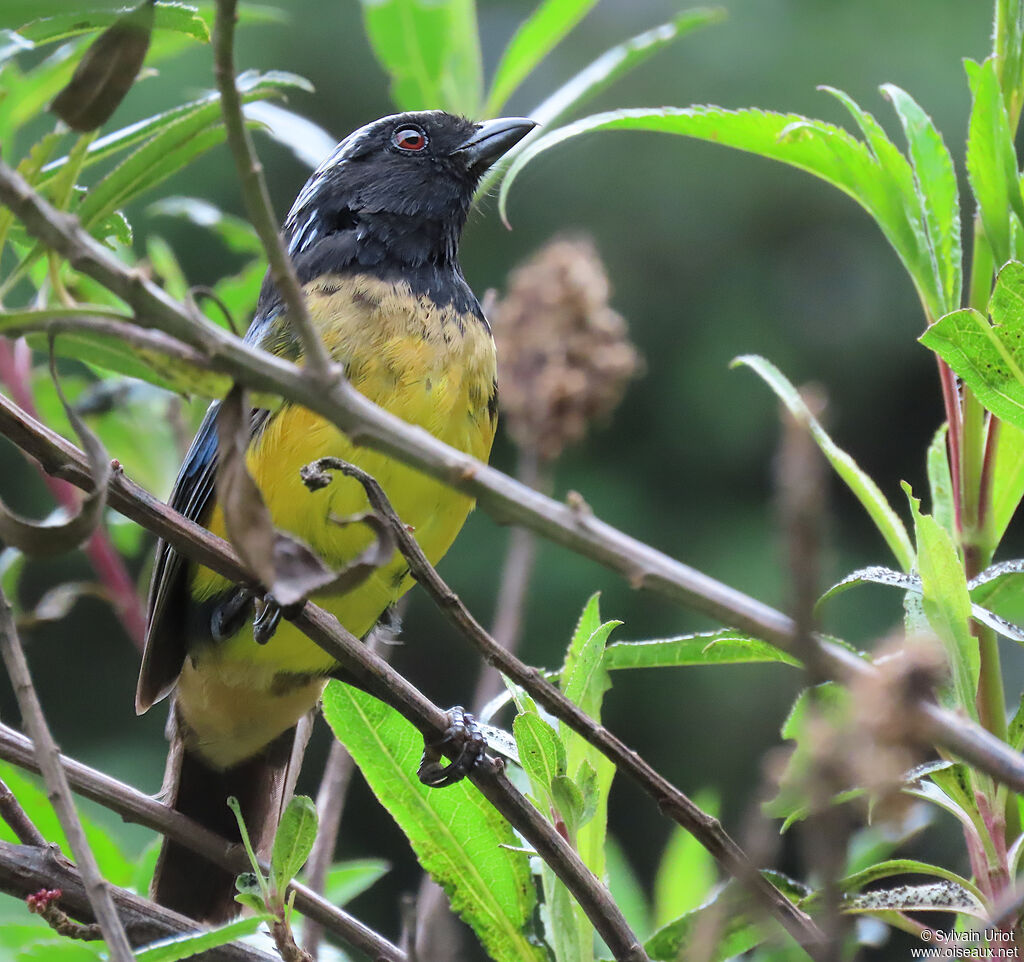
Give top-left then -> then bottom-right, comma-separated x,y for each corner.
321,682 -> 544,962
843,881 -> 986,918
880,84 -> 960,314
498,100 -> 943,317
735,355 -> 914,569
905,484 -> 980,716
838,859 -> 985,906
271,794 -> 317,895
359,0 -> 482,116
604,630 -> 800,670
965,57 -> 1024,266
513,711 -> 565,806
133,916 -> 268,961
550,774 -> 584,834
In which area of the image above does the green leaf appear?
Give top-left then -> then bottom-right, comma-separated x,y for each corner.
1009,690 -> 1024,752
550,774 -> 585,834
15,3 -> 210,45
927,424 -> 955,537
486,0 -> 598,114
653,791 -> 718,927
316,858 -> 390,907
0,45 -> 79,147
149,196 -> 261,255
880,84 -> 961,315
134,916 -> 268,961
77,70 -> 310,229
513,711 -> 566,805
604,836 -> 652,942
476,8 -> 724,200
359,0 -> 483,116
604,630 -> 800,670
965,57 -> 1024,266
0,763 -> 134,887
905,484 -> 979,717
322,682 -> 544,962
734,355 -> 914,570
842,881 -> 986,918
271,795 -> 318,896
838,859 -> 986,906
991,420 -> 1024,544
498,100 -> 943,317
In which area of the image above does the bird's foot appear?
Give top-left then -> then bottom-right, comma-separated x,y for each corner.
252,595 -> 303,645
417,706 -> 487,788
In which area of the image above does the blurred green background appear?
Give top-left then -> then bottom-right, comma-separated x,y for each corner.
0,0 -> 1016,955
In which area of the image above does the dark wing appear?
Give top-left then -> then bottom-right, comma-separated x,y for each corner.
136,401 -> 223,713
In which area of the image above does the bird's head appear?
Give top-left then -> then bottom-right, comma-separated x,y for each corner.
284,111 -> 535,270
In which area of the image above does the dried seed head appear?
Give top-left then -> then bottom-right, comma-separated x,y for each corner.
490,236 -> 641,462
849,633 -> 947,822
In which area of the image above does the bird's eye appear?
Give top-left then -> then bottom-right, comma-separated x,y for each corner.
392,126 -> 428,152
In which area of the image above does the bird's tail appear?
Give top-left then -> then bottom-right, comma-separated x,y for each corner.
151,715 -> 299,924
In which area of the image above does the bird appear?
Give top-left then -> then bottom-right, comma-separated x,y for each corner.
135,110 -> 535,922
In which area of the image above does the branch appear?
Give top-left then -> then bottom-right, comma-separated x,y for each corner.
0,776 -> 46,846
302,457 -> 826,954
0,722 -> 405,962
0,405 -> 650,962
0,588 -> 135,961
0,840 -> 276,961
211,0 -> 333,381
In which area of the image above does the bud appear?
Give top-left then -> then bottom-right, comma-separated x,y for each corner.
490,236 -> 640,462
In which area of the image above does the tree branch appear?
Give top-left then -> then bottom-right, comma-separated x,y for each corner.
211,0 -> 333,382
0,840 -> 276,961
0,402 -> 651,960
0,722 -> 405,962
0,588 -> 135,961
0,776 -> 46,846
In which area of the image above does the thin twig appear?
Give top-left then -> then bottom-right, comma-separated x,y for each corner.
0,587 -> 135,961
301,739 -> 355,960
210,0 -> 333,382
0,840 -> 276,961
303,456 -> 827,956
0,721 -> 406,962
0,775 -> 46,846
0,337 -> 146,648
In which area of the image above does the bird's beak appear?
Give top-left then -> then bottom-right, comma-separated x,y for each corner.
456,117 -> 537,171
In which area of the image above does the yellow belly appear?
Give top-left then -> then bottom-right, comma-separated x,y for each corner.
178,274 -> 496,767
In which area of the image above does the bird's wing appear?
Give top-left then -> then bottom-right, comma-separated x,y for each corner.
136,401 -> 223,713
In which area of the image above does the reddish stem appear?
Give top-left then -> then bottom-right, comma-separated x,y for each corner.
0,339 -> 145,649
937,357 -> 963,532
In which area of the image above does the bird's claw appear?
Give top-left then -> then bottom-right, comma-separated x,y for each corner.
252,594 -> 303,645
417,706 -> 487,788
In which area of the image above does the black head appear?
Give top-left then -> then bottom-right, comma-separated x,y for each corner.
283,111 -> 535,272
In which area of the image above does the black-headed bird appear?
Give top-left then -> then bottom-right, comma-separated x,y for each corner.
136,111 -> 535,922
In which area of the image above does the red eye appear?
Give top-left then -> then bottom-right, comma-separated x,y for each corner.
392,126 -> 428,151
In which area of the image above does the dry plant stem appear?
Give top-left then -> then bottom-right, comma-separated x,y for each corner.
301,739 -> 355,960
0,588 -> 135,961
778,405 -> 845,960
0,722 -> 406,962
211,0 -> 333,382
0,840 -> 276,962
307,457 -> 826,957
6,168 -> 1024,901
0,337 -> 146,648
0,775 -> 46,846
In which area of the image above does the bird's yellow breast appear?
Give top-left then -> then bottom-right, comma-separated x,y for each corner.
179,274 -> 496,767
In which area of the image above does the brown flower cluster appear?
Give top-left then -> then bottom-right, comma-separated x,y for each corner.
490,236 -> 641,462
